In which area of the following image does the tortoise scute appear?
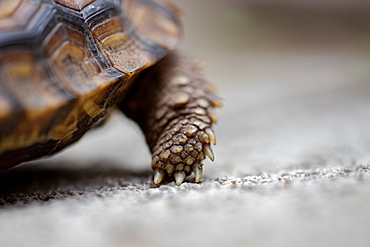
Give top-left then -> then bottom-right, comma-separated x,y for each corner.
0,0 -> 40,32
54,0 -> 96,11
0,0 -> 182,168
123,0 -> 181,51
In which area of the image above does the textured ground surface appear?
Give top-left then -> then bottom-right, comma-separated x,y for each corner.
1,1 -> 370,247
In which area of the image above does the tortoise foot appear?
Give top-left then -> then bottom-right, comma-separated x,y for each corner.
118,52 -> 221,185
151,119 -> 217,185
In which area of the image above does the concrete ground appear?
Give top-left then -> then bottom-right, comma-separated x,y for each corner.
1,1 -> 370,247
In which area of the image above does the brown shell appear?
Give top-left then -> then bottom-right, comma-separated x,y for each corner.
0,0 -> 181,168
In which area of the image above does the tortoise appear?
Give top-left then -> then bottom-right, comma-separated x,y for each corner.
0,0 -> 220,185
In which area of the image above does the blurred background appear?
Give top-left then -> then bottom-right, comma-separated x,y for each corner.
177,0 -> 370,176
1,1 -> 370,247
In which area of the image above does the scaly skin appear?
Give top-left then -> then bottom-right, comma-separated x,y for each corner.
118,52 -> 221,185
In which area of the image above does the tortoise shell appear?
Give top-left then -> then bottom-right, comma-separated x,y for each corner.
0,0 -> 181,168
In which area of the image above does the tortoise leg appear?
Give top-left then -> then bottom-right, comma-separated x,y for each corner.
118,52 -> 221,185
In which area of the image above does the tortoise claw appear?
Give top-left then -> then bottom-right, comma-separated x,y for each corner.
205,128 -> 216,145
174,171 -> 186,185
193,164 -> 203,182
153,169 -> 165,184
203,144 -> 214,161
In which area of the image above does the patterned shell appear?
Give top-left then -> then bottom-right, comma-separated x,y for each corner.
0,0 -> 181,168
